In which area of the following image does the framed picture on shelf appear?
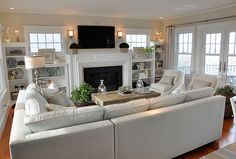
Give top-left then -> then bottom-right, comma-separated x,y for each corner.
38,48 -> 55,64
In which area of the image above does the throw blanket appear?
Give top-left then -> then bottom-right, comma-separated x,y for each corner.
201,142 -> 236,159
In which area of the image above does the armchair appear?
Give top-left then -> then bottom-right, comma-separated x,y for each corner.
151,70 -> 184,95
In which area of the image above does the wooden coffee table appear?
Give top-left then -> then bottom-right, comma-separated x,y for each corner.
92,90 -> 161,106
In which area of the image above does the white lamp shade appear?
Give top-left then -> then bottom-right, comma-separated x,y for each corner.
24,56 -> 45,69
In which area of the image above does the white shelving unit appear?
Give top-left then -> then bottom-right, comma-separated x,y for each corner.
131,52 -> 155,88
27,62 -> 70,96
151,42 -> 165,82
3,42 -> 28,104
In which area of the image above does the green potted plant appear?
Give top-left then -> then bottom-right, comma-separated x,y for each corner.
119,42 -> 129,53
144,46 -> 154,58
71,83 -> 94,106
215,85 -> 235,118
69,43 -> 79,54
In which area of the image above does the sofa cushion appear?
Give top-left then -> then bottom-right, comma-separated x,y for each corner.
148,93 -> 186,110
189,79 -> 210,89
182,87 -> 214,102
47,103 -> 70,111
47,91 -> 75,107
42,81 -> 59,97
151,83 -> 173,92
159,75 -> 174,85
104,99 -> 150,119
24,105 -> 103,132
25,89 -> 48,115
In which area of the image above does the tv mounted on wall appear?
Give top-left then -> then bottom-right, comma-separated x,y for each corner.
78,25 -> 115,49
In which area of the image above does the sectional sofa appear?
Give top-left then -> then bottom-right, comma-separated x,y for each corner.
9,87 -> 226,159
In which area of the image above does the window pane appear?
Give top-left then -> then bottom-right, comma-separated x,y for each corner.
177,54 -> 191,74
189,33 -> 192,43
227,56 -> 236,85
54,43 -> 61,52
141,43 -> 146,47
30,44 -> 38,53
38,34 -> 46,43
210,44 -> 215,54
188,44 -> 192,53
205,55 -> 219,75
183,44 -> 188,53
30,34 -> 38,43
38,43 -> 46,49
211,34 -> 216,44
126,35 -> 131,42
141,35 -> 147,42
206,34 -> 211,44
205,44 -> 210,54
53,34 -> 61,42
179,44 -> 183,53
46,34 -> 53,42
184,34 -> 188,43
46,43 -> 54,48
179,34 -> 183,43
229,32 -> 235,43
131,35 -> 136,42
215,44 -> 221,54
216,33 -> 221,44
137,35 -> 142,42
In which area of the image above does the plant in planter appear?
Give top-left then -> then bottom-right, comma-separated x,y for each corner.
144,46 -> 154,58
215,85 -> 235,118
119,42 -> 129,53
69,43 -> 79,54
71,83 -> 94,105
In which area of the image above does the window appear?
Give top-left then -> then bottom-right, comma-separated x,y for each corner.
24,26 -> 65,54
204,33 -> 222,75
126,34 -> 148,49
175,31 -> 193,74
29,33 -> 62,53
125,29 -> 150,50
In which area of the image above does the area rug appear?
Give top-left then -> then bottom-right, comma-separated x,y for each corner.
200,142 -> 236,159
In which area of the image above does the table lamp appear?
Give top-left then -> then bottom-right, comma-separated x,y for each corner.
24,55 -> 45,85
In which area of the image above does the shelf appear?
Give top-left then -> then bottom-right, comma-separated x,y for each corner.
8,66 -> 25,70
38,75 -> 65,79
132,77 -> 153,81
132,58 -> 155,63
6,55 -> 25,58
132,69 -> 152,72
44,63 -> 68,67
8,79 -> 27,82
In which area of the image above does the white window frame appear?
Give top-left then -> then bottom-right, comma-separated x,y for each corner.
24,26 -> 66,54
124,28 -> 151,50
174,26 -> 195,75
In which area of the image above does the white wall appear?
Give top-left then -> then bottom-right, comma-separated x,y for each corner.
0,12 -> 163,44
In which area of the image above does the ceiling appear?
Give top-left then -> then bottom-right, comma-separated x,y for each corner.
0,0 -> 236,20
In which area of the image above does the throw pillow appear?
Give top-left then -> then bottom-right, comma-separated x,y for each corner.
24,105 -> 103,132
182,87 -> 214,102
159,75 -> 174,85
104,98 -> 150,119
25,97 -> 48,115
26,83 -> 42,94
148,93 -> 186,110
191,79 -> 210,89
47,103 -> 70,111
42,81 -> 59,97
47,91 -> 75,107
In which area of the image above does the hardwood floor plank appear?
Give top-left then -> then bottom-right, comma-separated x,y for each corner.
0,108 -> 235,159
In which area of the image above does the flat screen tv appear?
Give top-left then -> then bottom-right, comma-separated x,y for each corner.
78,25 -> 115,49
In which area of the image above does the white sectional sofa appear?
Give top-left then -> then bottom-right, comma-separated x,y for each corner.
9,88 -> 226,159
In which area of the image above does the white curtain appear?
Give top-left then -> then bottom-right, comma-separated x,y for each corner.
165,26 -> 175,69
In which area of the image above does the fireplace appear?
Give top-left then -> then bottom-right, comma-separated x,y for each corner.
84,66 -> 122,92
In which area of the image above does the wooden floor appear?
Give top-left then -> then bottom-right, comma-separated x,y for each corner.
0,109 -> 236,159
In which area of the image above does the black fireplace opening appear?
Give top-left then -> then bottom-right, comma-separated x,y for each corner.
84,66 -> 122,92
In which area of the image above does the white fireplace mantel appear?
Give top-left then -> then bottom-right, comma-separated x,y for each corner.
67,51 -> 132,90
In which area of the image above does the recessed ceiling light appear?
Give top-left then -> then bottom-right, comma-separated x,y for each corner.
10,7 -> 15,10
159,17 -> 163,19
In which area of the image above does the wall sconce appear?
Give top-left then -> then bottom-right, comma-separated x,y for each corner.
68,30 -> 74,38
117,31 -> 123,39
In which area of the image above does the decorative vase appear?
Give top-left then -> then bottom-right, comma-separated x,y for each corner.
98,80 -> 106,93
136,79 -> 144,91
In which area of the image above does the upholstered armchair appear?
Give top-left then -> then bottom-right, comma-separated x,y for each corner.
150,70 -> 184,95
187,74 -> 222,93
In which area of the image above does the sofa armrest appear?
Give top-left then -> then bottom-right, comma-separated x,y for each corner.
10,120 -> 114,159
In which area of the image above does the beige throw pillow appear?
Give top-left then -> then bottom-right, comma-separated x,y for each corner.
47,91 -> 75,107
159,75 -> 174,85
191,79 -> 210,89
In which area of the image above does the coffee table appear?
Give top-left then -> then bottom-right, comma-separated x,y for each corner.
92,90 -> 161,106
